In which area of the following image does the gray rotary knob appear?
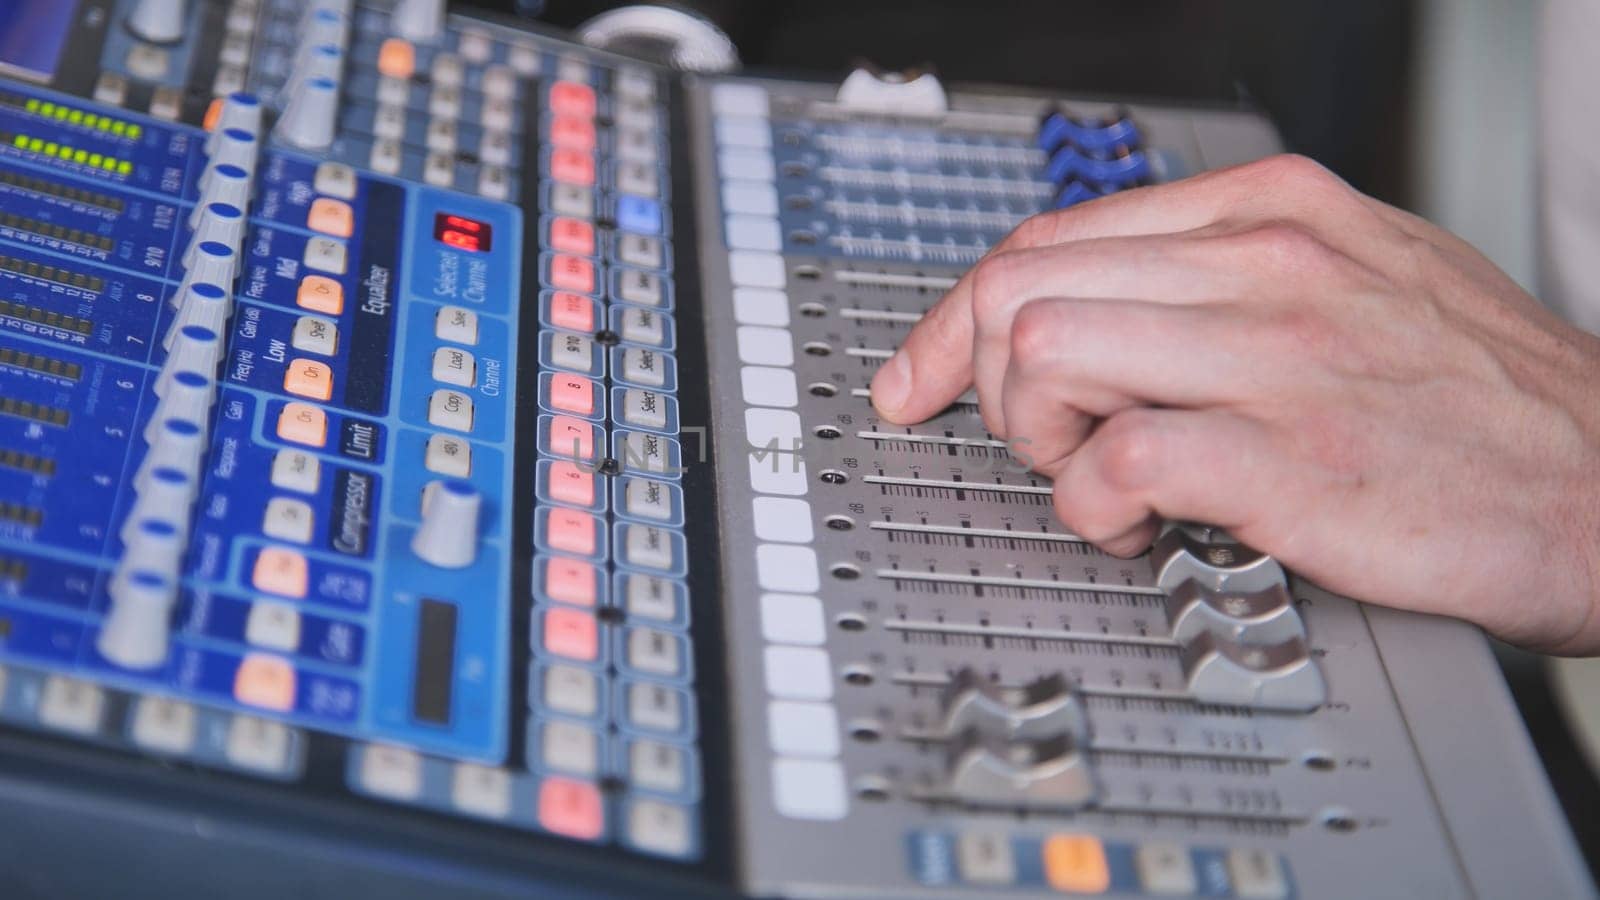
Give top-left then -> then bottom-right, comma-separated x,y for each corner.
98,568 -> 179,669
411,479 -> 482,568
274,76 -> 339,151
127,0 -> 186,45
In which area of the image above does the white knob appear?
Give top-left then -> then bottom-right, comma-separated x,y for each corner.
142,417 -> 208,484
185,203 -> 246,266
98,568 -> 178,669
206,92 -> 263,156
190,166 -> 250,228
160,324 -> 224,393
144,370 -> 215,443
411,479 -> 482,568
165,283 -> 232,351
206,127 -> 259,181
393,0 -> 445,41
300,6 -> 350,47
127,0 -> 186,45
175,240 -> 238,308
289,44 -> 345,97
121,518 -> 187,580
122,467 -> 197,542
274,76 -> 339,151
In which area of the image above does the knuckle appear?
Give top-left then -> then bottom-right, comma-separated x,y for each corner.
1252,152 -> 1340,189
1094,411 -> 1169,491
1244,220 -> 1328,264
1009,211 -> 1059,248
1008,301 -> 1062,367
968,252 -> 1019,326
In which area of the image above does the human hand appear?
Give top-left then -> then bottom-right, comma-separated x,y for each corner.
868,154 -> 1600,653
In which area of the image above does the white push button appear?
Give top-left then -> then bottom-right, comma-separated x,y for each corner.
271,449 -> 321,494
548,331 -> 595,373
225,716 -> 293,773
623,524 -> 675,571
431,347 -> 476,387
619,347 -> 667,387
425,433 -> 472,478
435,306 -> 479,345
314,162 -> 358,200
245,602 -> 302,651
291,316 -> 338,356
618,307 -> 665,346
620,389 -> 669,430
623,477 -> 673,521
263,497 -> 314,544
303,237 -> 348,275
428,389 -> 475,432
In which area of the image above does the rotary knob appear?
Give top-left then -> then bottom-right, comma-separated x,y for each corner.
143,370 -> 215,443
122,466 -> 197,542
126,0 -> 186,45
98,569 -> 179,669
142,417 -> 208,483
411,479 -> 481,568
165,282 -> 232,350
206,93 -> 263,156
160,324 -> 224,391
121,518 -> 187,580
184,204 -> 245,268
392,0 -> 445,41
289,44 -> 345,95
206,127 -> 259,182
174,240 -> 237,308
190,168 -> 250,228
274,76 -> 339,151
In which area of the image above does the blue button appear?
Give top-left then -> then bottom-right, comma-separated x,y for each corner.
617,196 -> 663,235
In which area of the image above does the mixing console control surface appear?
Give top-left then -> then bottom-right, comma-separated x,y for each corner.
0,2 -> 1589,899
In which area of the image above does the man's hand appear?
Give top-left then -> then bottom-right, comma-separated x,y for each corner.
868,154 -> 1600,654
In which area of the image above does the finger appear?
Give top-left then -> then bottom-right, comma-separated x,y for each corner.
999,299 -> 1264,474
872,153 -> 1360,425
1051,407 -> 1288,557
968,235 -> 1272,435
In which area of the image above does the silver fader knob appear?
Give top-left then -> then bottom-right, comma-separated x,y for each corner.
392,0 -> 445,41
1181,632 -> 1327,711
127,0 -> 186,45
190,167 -> 250,228
165,282 -> 232,350
274,76 -> 339,151
121,518 -> 187,580
206,93 -> 263,156
175,241 -> 237,308
1151,525 -> 1286,594
412,480 -> 481,568
143,370 -> 214,443
1166,581 -> 1306,646
939,669 -> 1088,742
944,731 -> 1099,811
122,467 -> 197,542
159,325 -> 224,394
98,569 -> 179,669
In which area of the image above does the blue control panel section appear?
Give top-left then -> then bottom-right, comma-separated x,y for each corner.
0,80 -> 520,760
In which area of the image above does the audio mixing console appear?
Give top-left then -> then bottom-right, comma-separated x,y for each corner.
0,1 -> 1589,898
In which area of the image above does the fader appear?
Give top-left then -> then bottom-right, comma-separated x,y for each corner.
0,1 -> 1588,898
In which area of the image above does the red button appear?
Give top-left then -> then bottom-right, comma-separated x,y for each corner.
549,114 -> 596,152
547,459 -> 595,506
548,414 -> 595,460
543,606 -> 598,660
548,255 -> 595,294
549,217 -> 595,256
549,148 -> 595,186
545,557 -> 598,607
538,776 -> 604,840
548,81 -> 597,118
549,374 -> 595,416
549,292 -> 594,333
546,507 -> 597,556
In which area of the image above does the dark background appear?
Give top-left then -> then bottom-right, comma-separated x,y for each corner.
462,0 -> 1600,879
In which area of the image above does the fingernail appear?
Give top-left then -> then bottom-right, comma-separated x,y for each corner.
873,352 -> 911,415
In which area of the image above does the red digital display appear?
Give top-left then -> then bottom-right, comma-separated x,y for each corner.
434,213 -> 492,253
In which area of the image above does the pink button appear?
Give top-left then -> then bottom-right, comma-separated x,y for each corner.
546,507 -> 597,556
548,81 -> 597,118
549,374 -> 595,416
547,459 -> 595,507
543,607 -> 598,661
548,255 -> 595,294
549,148 -> 595,187
538,776 -> 604,840
549,115 -> 596,152
545,557 -> 597,607
549,217 -> 595,256
549,292 -> 594,332
547,414 -> 595,460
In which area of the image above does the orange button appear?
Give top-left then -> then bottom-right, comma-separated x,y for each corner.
234,654 -> 297,712
203,98 -> 224,132
549,114 -> 596,152
307,197 -> 354,238
537,776 -> 603,840
544,607 -> 598,660
548,414 -> 595,460
297,275 -> 344,315
377,38 -> 416,79
549,374 -> 594,416
549,255 -> 594,294
284,358 -> 334,401
252,547 -> 309,599
549,217 -> 595,256
545,557 -> 597,607
549,292 -> 594,332
546,508 -> 597,556
277,401 -> 328,447
549,148 -> 595,186
1043,835 -> 1110,894
548,81 -> 597,118
547,459 -> 595,507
